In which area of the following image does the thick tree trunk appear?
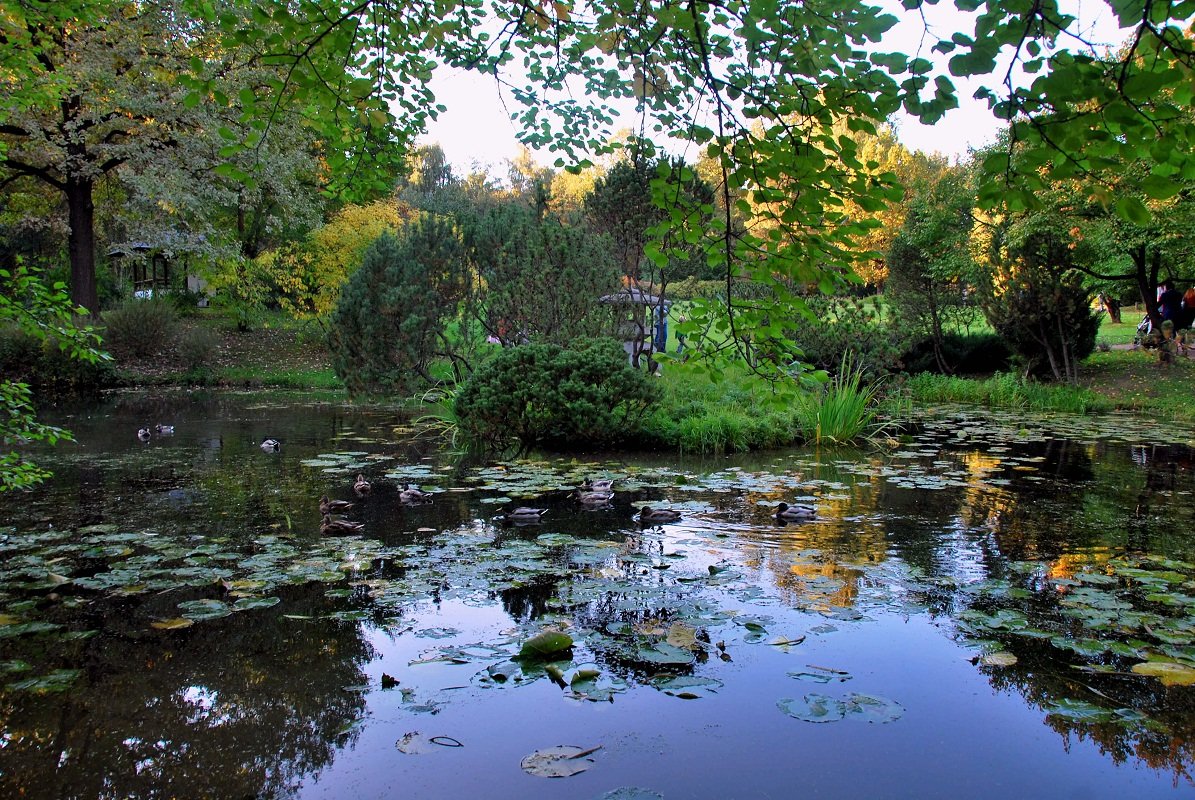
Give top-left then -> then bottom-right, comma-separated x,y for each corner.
66,177 -> 98,314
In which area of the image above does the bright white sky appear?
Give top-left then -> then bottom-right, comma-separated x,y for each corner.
422,1 -> 1131,175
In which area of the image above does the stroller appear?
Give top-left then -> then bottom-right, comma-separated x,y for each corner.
1134,314 -> 1154,347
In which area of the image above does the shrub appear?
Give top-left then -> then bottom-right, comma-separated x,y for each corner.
177,326 -> 221,372
0,323 -> 115,398
901,332 -> 1011,375
788,296 -> 912,375
454,338 -> 660,451
102,298 -> 178,360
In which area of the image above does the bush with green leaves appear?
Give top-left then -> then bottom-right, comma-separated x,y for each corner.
980,231 -> 1100,382
453,338 -> 660,451
900,332 -> 1011,375
0,323 -> 114,398
101,297 -> 179,360
329,218 -> 469,396
787,296 -> 912,376
177,325 -> 221,372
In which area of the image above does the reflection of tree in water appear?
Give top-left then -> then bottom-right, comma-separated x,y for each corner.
0,584 -> 373,800
976,638 -> 1195,784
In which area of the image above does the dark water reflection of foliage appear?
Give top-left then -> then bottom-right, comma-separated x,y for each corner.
1,395 -> 1194,797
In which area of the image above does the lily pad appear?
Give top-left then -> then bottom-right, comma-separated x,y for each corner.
1131,660 -> 1195,686
520,745 -> 601,778
519,631 -> 574,660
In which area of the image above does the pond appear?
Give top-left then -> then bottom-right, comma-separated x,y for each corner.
2,390 -> 1194,799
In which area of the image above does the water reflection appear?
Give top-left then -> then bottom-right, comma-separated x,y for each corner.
1,395 -> 1193,797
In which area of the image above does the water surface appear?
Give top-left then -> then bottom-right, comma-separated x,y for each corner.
1,391 -> 1193,798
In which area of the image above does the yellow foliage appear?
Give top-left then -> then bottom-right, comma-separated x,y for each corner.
253,200 -> 414,317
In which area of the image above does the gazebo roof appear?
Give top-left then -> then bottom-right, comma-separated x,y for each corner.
599,286 -> 671,307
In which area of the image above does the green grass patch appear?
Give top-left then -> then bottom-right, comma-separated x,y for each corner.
897,372 -> 1110,414
1079,349 -> 1195,421
215,366 -> 344,390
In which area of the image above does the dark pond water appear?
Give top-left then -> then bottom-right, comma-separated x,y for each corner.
2,390 -> 1194,799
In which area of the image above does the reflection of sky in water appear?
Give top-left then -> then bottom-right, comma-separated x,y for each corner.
2,394 -> 1193,798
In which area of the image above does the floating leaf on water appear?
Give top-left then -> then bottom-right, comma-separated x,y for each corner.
636,643 -> 694,666
519,631 -> 574,660
650,675 -> 722,698
665,623 -> 698,650
151,618 -> 195,630
519,744 -> 601,778
778,694 -> 844,723
395,731 -> 439,754
7,668 -> 81,694
1131,660 -> 1195,686
177,599 -> 232,621
232,596 -> 281,611
599,789 -> 664,800
981,652 -> 1018,667
778,693 -> 904,723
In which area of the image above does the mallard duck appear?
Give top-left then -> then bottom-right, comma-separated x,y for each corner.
576,490 -> 614,506
639,506 -> 682,523
399,484 -> 432,504
581,478 -> 615,492
500,506 -> 548,523
353,474 -> 372,497
320,514 -> 364,535
775,502 -> 816,521
155,424 -> 174,435
137,427 -> 151,442
260,438 -> 280,452
319,495 -> 354,515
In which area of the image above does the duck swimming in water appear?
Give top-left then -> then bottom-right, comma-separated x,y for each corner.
137,427 -> 151,442
581,478 -> 615,492
638,506 -> 682,523
155,424 -> 174,435
320,514 -> 364,535
399,484 -> 432,504
499,506 -> 548,523
576,490 -> 614,506
353,474 -> 372,497
775,502 -> 816,521
319,495 -> 354,515
260,438 -> 280,452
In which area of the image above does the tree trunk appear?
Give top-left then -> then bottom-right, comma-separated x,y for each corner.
66,177 -> 98,314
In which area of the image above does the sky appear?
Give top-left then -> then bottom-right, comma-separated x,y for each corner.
421,1 -> 1131,175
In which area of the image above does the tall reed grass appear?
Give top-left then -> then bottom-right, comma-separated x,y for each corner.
899,372 -> 1109,413
793,354 -> 886,445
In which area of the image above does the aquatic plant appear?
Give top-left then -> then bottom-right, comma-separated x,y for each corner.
794,353 -> 886,445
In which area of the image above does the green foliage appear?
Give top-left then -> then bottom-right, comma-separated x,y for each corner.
0,261 -> 108,490
453,339 -> 660,451
328,220 -> 468,396
177,325 -> 220,372
0,323 -> 115,397
793,355 -> 885,445
979,230 -> 1101,382
101,298 -> 179,361
788,296 -> 913,376
901,373 -> 1108,414
460,203 -> 620,346
900,332 -> 1011,375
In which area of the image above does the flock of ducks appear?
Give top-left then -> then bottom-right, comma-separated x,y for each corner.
141,426 -> 818,533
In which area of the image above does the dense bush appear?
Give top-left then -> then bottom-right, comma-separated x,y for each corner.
329,220 -> 468,396
454,338 -> 660,451
787,296 -> 912,375
900,332 -> 1011,375
102,297 -> 179,360
177,326 -> 221,372
0,323 -> 115,398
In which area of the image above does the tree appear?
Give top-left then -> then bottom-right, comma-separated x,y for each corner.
0,260 -> 107,490
461,202 -> 620,346
886,164 -> 979,373
328,218 -> 470,396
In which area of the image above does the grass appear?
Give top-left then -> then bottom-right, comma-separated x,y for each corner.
898,372 -> 1109,414
794,354 -> 885,445
1079,348 -> 1195,421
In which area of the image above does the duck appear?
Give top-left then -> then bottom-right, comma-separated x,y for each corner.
155,424 -> 174,435
581,478 -> 615,492
137,427 -> 151,442
319,495 -> 354,515
320,514 -> 364,535
499,506 -> 548,523
576,490 -> 614,506
775,502 -> 817,521
638,506 -> 682,523
353,474 -> 372,497
399,484 -> 433,504
260,438 -> 280,452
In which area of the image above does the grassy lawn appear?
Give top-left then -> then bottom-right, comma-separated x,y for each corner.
1079,348 -> 1195,422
